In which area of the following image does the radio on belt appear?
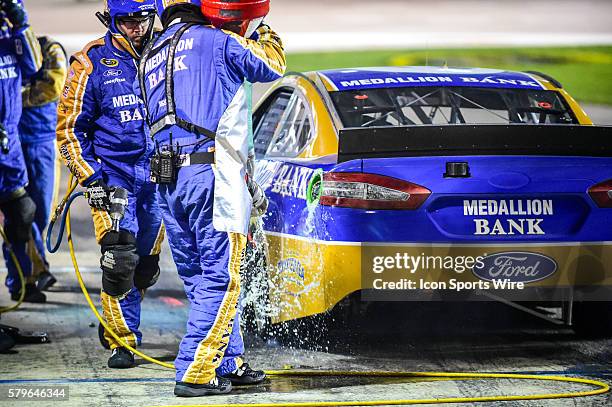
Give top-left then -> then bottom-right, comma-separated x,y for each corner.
150,133 -> 182,185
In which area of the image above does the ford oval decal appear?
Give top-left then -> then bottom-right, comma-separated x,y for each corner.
472,252 -> 557,283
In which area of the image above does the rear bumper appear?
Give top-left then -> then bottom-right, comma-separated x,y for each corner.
265,233 -> 612,322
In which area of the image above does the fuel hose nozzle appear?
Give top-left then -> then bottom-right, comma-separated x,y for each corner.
109,187 -> 128,233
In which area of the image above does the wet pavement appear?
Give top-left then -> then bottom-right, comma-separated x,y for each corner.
0,268 -> 610,406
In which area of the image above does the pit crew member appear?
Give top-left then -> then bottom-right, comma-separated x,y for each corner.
56,0 -> 164,369
140,0 -> 285,397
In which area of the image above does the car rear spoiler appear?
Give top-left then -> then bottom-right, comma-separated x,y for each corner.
337,125 -> 612,162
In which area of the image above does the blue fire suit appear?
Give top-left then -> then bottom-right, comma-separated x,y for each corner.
1,22 -> 43,293
140,22 -> 285,383
57,32 -> 164,349
18,37 -> 67,271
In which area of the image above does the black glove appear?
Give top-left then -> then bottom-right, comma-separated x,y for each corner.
86,180 -> 111,211
1,0 -> 28,28
0,123 -> 8,154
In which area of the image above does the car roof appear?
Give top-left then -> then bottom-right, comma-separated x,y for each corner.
313,66 -> 549,93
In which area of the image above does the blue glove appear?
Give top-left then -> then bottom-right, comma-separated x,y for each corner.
2,0 -> 28,28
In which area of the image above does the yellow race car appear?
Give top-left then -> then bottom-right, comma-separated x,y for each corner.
245,66 -> 612,337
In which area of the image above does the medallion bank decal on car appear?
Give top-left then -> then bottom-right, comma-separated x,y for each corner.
320,67 -> 546,91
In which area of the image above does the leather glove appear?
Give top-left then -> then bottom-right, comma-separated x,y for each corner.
2,0 -> 28,28
0,123 -> 9,154
86,180 -> 111,211
247,176 -> 268,218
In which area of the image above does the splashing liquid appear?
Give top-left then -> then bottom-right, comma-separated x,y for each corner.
240,203 -> 333,350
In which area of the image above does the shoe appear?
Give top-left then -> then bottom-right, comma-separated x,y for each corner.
220,363 -> 266,385
107,347 -> 135,369
0,329 -> 15,352
11,284 -> 46,303
98,322 -> 111,350
36,271 -> 57,291
174,376 -> 232,397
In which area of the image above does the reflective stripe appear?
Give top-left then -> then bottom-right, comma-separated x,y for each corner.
23,27 -> 43,70
50,140 -> 61,225
102,292 -> 138,349
92,209 -> 113,243
181,233 -> 245,384
150,223 -> 165,256
57,61 -> 96,182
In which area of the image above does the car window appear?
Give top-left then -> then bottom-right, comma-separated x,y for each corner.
266,92 -> 314,158
253,90 -> 293,158
331,87 -> 578,127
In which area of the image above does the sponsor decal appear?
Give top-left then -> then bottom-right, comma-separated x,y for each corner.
473,251 -> 557,283
0,55 -> 17,67
271,165 -> 314,199
103,77 -> 126,86
100,58 -> 119,67
463,199 -> 553,236
103,69 -> 122,77
277,258 -> 306,293
324,69 -> 544,91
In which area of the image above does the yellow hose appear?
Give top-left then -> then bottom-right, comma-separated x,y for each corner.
0,225 -> 26,313
154,371 -> 609,406
62,174 -> 175,369
61,176 -> 609,406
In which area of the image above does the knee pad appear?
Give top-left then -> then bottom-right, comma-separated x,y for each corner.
134,254 -> 160,290
0,194 -> 36,243
100,232 -> 138,297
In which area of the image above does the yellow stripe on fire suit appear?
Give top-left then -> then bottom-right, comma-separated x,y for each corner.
181,233 -> 246,384
23,27 -> 42,71
102,292 -> 138,350
92,209 -> 113,243
150,223 -> 166,256
56,40 -> 104,184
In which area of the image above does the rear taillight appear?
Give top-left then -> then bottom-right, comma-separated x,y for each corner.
319,172 -> 431,209
589,179 -> 612,208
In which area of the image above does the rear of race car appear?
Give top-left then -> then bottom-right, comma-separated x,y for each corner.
268,68 -> 612,333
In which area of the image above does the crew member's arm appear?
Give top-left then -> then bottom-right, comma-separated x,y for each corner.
223,24 -> 286,84
23,42 -> 67,107
13,26 -> 43,78
56,53 -> 101,186
3,0 -> 42,77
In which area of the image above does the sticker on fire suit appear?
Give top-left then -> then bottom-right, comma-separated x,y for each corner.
100,58 -> 119,67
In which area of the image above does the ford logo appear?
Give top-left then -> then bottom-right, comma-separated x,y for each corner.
103,69 -> 122,77
472,251 -> 557,283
